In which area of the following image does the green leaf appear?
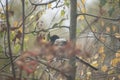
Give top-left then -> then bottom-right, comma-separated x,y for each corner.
108,7 -> 115,16
61,10 -> 65,17
100,0 -> 107,6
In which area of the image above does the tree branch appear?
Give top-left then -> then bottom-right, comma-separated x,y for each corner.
29,0 -> 57,6
83,15 -> 117,53
5,0 -> 16,79
77,13 -> 120,21
25,26 -> 69,34
76,56 -> 98,70
29,57 -> 69,78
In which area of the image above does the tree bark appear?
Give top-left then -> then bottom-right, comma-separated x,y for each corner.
67,0 -> 77,80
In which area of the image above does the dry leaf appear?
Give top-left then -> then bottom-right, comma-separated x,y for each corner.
114,33 -> 120,39
101,20 -> 104,26
115,50 -> 120,57
13,21 -> 18,27
94,54 -> 99,59
77,15 -> 84,20
112,25 -> 116,31
48,3 -> 52,8
101,65 -> 108,72
81,8 -> 86,13
100,36 -> 106,42
82,0 -> 86,4
111,58 -> 120,67
98,46 -> 104,53
106,27 -> 110,33
91,61 -> 98,67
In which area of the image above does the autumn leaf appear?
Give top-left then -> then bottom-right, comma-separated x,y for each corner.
29,15 -> 34,20
48,3 -> 52,8
101,20 -> 104,26
77,15 -> 84,20
98,46 -> 104,54
101,53 -> 106,61
86,72 -> 91,76
111,58 -> 120,67
100,36 -> 106,42
101,65 -> 108,72
13,21 -> 18,27
114,33 -> 120,39
91,61 -> 98,67
77,3 -> 80,7
18,27 -> 23,33
118,75 -> 120,79
94,54 -> 99,59
81,0 -> 86,4
115,50 -> 120,57
106,27 -> 110,33
81,8 -> 86,13
112,25 -> 116,31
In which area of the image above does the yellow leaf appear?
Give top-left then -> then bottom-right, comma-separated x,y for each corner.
114,33 -> 120,39
101,65 -> 108,72
101,53 -> 106,61
111,58 -> 120,67
18,27 -> 22,33
77,15 -> 84,20
87,72 -> 91,76
112,25 -> 116,31
101,20 -> 104,26
29,15 -> 34,20
115,50 -> 120,57
98,46 -> 104,54
77,3 -> 80,7
16,38 -> 20,43
91,26 -> 96,32
11,31 -> 15,34
118,75 -> 120,79
82,0 -> 86,4
91,61 -> 98,67
24,36 -> 29,42
106,27 -> 110,33
81,8 -> 86,13
13,21 -> 18,27
94,54 -> 99,59
48,3 -> 52,8
100,36 -> 106,42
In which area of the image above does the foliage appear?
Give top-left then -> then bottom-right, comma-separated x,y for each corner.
0,0 -> 120,80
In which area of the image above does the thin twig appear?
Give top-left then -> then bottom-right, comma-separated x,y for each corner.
19,0 -> 25,79
25,26 -> 69,34
77,13 -> 120,21
29,57 -> 69,78
29,0 -> 57,6
5,0 -> 16,79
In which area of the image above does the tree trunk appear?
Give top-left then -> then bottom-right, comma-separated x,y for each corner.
67,0 -> 77,80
